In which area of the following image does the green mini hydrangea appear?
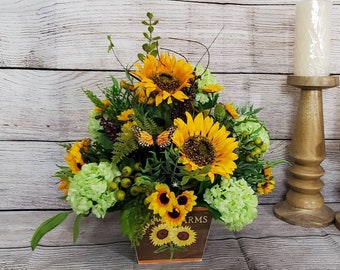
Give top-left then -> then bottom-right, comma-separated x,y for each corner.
67,162 -> 121,218
195,92 -> 210,104
88,109 -> 103,140
233,115 -> 270,150
203,177 -> 258,231
194,65 -> 221,108
195,65 -> 219,90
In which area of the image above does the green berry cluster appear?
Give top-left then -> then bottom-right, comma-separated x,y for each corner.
108,164 -> 151,202
245,137 -> 267,163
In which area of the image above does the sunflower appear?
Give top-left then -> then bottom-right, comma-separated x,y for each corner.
161,204 -> 188,227
170,226 -> 197,247
149,223 -> 172,246
172,112 -> 238,183
132,53 -> 194,106
176,190 -> 197,212
64,138 -> 91,174
257,167 -> 275,195
146,184 -> 177,216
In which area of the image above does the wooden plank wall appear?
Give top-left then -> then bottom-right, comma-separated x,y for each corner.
1,1 -> 340,269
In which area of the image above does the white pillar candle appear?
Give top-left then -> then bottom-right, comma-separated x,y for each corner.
293,0 -> 332,76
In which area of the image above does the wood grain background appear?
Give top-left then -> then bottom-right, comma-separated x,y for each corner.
1,1 -> 340,269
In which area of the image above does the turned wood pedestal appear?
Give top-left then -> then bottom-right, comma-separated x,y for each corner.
274,75 -> 339,228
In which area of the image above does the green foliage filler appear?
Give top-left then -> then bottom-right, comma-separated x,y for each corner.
120,198 -> 153,246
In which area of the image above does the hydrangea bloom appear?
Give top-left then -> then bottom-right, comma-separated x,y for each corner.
88,110 -> 104,139
195,92 -> 210,104
67,162 -> 121,218
203,177 -> 258,231
195,65 -> 223,93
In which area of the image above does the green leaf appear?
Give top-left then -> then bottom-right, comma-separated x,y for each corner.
148,26 -> 154,33
73,214 -> 83,244
199,166 -> 211,174
150,50 -> 158,57
142,43 -> 150,53
154,245 -> 170,254
147,12 -> 153,19
53,172 -> 69,178
107,35 -> 114,53
143,32 -> 150,40
31,211 -> 72,250
181,175 -> 190,186
173,245 -> 187,251
150,42 -> 158,50
137,53 -> 145,62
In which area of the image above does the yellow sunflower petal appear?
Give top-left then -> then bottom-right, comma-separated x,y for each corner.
192,112 -> 204,136
172,90 -> 189,102
155,92 -> 164,106
200,113 -> 214,136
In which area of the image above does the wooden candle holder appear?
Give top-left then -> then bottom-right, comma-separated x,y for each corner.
273,75 -> 339,227
335,212 -> 340,230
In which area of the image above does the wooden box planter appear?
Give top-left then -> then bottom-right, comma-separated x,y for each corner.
135,207 -> 212,264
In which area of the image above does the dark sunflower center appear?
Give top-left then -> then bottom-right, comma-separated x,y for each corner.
152,72 -> 181,93
156,229 -> 169,240
177,231 -> 190,241
159,193 -> 170,205
177,195 -> 188,206
168,208 -> 180,219
182,135 -> 215,166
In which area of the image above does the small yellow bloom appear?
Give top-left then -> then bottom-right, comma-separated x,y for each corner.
176,190 -> 197,212
225,103 -> 239,119
117,109 -> 134,121
64,138 -> 91,174
257,167 -> 275,195
120,80 -> 135,91
94,99 -> 111,112
202,84 -> 223,93
146,184 -> 177,216
58,178 -> 69,196
161,204 -> 188,227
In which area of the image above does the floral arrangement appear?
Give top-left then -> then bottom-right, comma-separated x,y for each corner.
31,12 -> 281,253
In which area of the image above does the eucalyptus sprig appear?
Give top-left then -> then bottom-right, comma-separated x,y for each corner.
138,12 -> 161,61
